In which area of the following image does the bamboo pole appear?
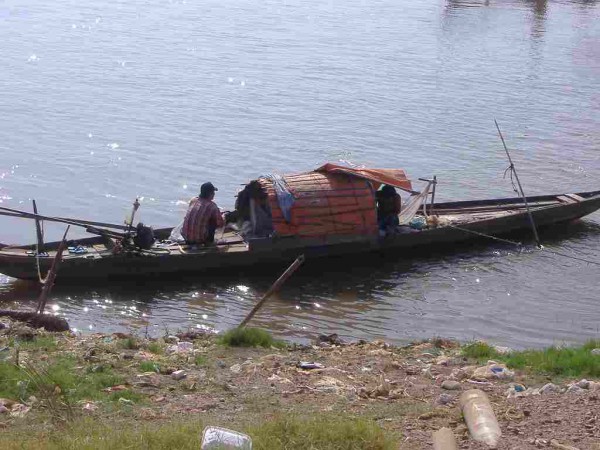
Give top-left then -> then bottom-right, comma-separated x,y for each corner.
494,119 -> 541,248
36,226 -> 70,315
238,255 -> 305,328
0,205 -> 129,230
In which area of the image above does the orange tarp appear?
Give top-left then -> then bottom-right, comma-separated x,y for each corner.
259,171 -> 378,238
257,163 -> 412,238
315,163 -> 413,192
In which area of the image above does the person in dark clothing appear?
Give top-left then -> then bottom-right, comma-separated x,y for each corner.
228,180 -> 273,237
376,185 -> 401,233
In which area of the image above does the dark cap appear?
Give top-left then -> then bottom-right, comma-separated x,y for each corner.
200,182 -> 218,198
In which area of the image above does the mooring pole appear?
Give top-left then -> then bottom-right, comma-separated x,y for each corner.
36,226 -> 70,314
32,200 -> 44,254
239,255 -> 305,328
494,119 -> 541,248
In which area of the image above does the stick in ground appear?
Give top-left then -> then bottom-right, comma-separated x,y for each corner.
238,255 -> 305,328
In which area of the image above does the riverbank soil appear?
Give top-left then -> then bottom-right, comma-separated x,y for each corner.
0,322 -> 598,449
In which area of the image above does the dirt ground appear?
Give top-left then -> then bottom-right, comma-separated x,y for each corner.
1,323 -> 599,449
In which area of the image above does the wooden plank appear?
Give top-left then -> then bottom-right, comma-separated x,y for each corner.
564,193 -> 585,202
557,195 -> 577,204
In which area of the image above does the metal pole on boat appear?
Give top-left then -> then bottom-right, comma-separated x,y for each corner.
494,119 -> 541,248
238,254 -> 305,328
430,176 -> 437,216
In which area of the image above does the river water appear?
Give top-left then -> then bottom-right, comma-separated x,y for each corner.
0,0 -> 599,348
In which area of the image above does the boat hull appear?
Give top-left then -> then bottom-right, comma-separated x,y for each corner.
1,190 -> 599,281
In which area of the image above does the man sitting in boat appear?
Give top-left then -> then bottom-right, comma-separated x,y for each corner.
181,182 -> 224,245
376,185 -> 401,234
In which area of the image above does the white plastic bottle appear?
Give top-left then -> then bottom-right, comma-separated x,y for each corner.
459,389 -> 501,448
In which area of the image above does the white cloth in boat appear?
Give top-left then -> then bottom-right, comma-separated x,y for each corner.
398,181 -> 433,226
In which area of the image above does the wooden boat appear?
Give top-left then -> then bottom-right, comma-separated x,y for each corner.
1,163 -> 599,281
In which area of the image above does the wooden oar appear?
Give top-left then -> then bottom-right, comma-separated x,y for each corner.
238,255 -> 305,328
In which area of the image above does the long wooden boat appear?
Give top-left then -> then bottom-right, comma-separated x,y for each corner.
1,164 -> 599,281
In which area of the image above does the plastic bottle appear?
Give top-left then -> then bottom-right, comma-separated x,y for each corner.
459,389 -> 501,448
432,427 -> 458,450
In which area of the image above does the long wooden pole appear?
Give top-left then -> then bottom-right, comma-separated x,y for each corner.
32,200 -> 45,254
36,226 -> 70,314
0,206 -> 129,230
494,120 -> 541,248
239,255 -> 305,328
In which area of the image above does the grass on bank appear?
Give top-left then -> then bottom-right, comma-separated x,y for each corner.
0,356 -> 135,404
147,341 -> 165,355
219,327 -> 286,349
138,361 -> 160,373
462,339 -> 600,378
11,334 -> 59,352
0,414 -> 397,450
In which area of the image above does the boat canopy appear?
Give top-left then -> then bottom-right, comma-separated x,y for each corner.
315,163 -> 413,193
258,163 -> 412,238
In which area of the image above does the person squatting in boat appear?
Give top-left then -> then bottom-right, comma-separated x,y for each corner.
376,184 -> 402,235
225,180 -> 273,238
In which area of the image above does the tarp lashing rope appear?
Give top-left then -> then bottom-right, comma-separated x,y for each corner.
398,181 -> 433,225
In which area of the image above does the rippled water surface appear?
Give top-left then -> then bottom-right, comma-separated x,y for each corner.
1,0 -> 599,348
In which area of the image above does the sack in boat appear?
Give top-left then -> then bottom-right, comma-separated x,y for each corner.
134,223 -> 155,250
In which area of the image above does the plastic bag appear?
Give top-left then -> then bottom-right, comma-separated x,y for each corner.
169,220 -> 185,242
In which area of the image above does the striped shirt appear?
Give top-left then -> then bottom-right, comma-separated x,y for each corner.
181,197 -> 224,244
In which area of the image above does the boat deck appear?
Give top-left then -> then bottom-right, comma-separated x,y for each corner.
0,230 -> 248,260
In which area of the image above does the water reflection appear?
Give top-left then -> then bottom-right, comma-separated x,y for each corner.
447,0 -> 598,9
446,0 -> 490,9
526,0 -> 547,39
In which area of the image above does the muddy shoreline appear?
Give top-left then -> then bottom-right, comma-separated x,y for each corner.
0,321 -> 598,449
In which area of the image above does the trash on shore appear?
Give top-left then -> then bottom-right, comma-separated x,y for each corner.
297,361 -> 324,370
471,361 -> 514,381
171,370 -> 187,380
549,439 -> 581,450
432,427 -> 458,450
201,426 -> 252,449
459,389 -> 501,448
166,341 -> 194,354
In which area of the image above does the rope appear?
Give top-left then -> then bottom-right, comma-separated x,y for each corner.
35,241 -> 45,284
544,249 -> 600,267
503,164 -> 520,196
446,224 -> 600,266
446,224 -> 523,247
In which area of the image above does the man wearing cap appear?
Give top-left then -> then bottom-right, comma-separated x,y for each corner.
181,182 -> 224,245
